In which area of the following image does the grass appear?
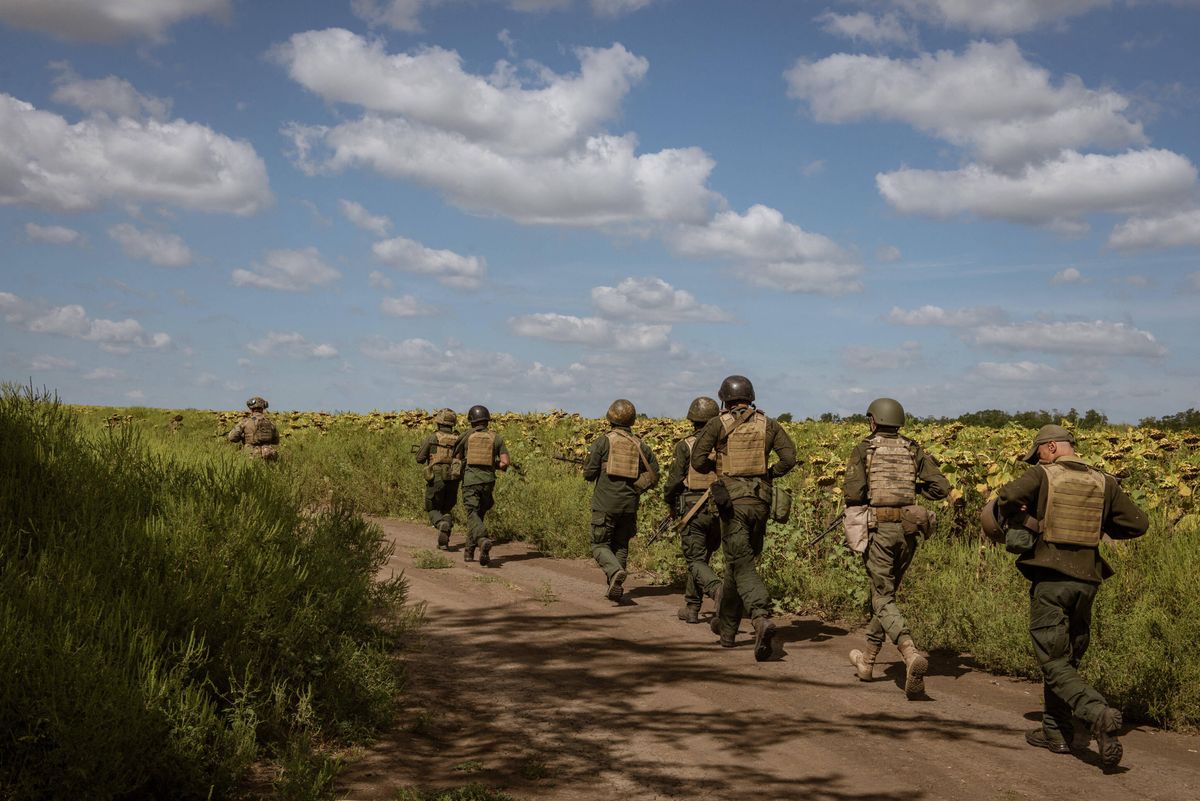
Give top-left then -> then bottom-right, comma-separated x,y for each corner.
391,786 -> 518,801
412,549 -> 454,569
532,581 -> 558,606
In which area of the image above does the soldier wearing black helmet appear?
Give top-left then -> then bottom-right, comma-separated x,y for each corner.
451,404 -> 510,565
842,397 -> 949,698
691,375 -> 796,661
663,396 -> 723,623
415,408 -> 463,550
226,396 -> 280,460
583,399 -> 660,603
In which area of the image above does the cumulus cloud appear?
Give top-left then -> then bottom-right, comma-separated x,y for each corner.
887,304 -> 1007,327
84,367 -> 123,381
841,341 -> 922,370
108,223 -> 193,267
368,270 -> 394,291
1050,267 -> 1088,285
360,335 -> 574,395
25,222 -> 84,246
590,277 -> 730,322
349,0 -> 654,32
0,93 -> 272,215
817,11 -> 917,48
590,0 -> 656,16
893,0 -> 1110,35
30,354 -> 76,370
380,294 -> 438,317
232,248 -> 341,292
373,235 -> 485,289
787,41 -> 1145,167
1108,208 -> 1200,250
50,62 -> 171,119
509,312 -> 671,351
0,291 -> 170,352
875,245 -> 902,263
0,0 -> 230,42
969,360 -> 1060,383
246,331 -> 339,359
971,320 -> 1166,357
339,198 -> 392,236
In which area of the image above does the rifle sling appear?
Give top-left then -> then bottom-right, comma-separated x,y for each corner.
677,488 -> 712,530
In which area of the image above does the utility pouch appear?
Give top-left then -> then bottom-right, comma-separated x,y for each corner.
844,506 -> 870,554
770,485 -> 793,524
424,464 -> 435,482
1005,527 -> 1037,555
448,460 -> 463,481
900,504 -> 935,538
710,479 -> 732,511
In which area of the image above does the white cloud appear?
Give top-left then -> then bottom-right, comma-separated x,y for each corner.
1050,267 -> 1088,285
817,11 -> 917,48
246,331 -> 339,359
373,236 -> 485,289
787,41 -> 1144,167
509,312 -> 671,351
969,360 -> 1060,383
971,320 -> 1166,357
30,354 -> 75,370
232,248 -> 341,292
0,0 -> 230,42
590,0 -> 656,16
0,291 -> 170,352
1108,208 -> 1200,250
894,0 -> 1110,35
875,245 -> 902,263
368,270 -> 394,291
126,389 -> 145,400
842,341 -> 922,370
590,277 -> 730,322
350,0 -> 427,32
887,304 -> 1007,327
339,198 -> 392,236
50,62 -> 170,119
876,149 -> 1196,230
668,204 -> 863,294
380,294 -> 438,317
108,223 -> 193,267
0,93 -> 272,215
84,367 -> 123,381
25,222 -> 84,246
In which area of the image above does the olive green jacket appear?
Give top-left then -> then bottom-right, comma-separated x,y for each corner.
451,426 -> 510,488
842,433 -> 951,507
997,456 -> 1148,584
689,406 -> 796,481
663,435 -> 702,513
583,426 -> 660,514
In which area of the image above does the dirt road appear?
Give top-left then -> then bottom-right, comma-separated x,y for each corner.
338,520 -> 1199,801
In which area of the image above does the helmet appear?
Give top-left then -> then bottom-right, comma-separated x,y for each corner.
467,405 -> 490,425
435,408 -> 456,427
866,397 -> 904,428
606,399 -> 636,427
717,375 -> 755,406
246,396 -> 268,411
686,396 -> 720,423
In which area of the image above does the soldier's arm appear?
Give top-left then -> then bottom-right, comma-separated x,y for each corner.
641,441 -> 661,487
996,466 -> 1043,522
495,434 -> 511,470
1104,480 -> 1149,540
415,435 -> 433,464
226,420 -> 245,443
915,445 -> 951,500
842,443 -> 868,506
690,417 -> 721,473
663,440 -> 689,510
582,437 -> 606,482
768,419 -> 797,478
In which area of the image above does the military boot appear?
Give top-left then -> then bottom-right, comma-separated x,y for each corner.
606,568 -> 627,602
752,616 -> 776,662
1025,728 -> 1071,755
464,547 -> 475,563
849,641 -> 881,681
1092,706 -> 1123,768
678,605 -> 700,624
897,639 -> 928,698
478,538 -> 492,567
437,521 -> 451,550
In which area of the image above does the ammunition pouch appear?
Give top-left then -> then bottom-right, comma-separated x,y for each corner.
448,459 -> 463,481
844,506 -> 870,554
633,466 -> 659,494
899,504 -> 935,538
873,506 -> 905,524
711,477 -> 770,512
770,485 -> 792,524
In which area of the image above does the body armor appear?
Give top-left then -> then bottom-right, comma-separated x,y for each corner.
428,431 -> 458,466
866,434 -> 916,507
715,409 -> 767,477
246,413 -> 279,446
683,435 -> 717,491
605,430 -> 641,479
1041,461 -> 1105,546
466,430 -> 496,467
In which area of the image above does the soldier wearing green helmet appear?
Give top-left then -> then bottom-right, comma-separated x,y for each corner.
843,397 -> 949,698
451,405 -> 510,566
415,408 -> 463,550
663,396 -> 723,623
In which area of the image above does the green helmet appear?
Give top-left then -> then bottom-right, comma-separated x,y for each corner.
867,397 -> 905,428
718,375 -> 755,406
686,396 -> 719,423
606,399 -> 636,427
246,396 -> 268,411
467,405 -> 490,425
434,408 -> 456,427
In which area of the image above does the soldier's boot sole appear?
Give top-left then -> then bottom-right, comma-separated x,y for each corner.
478,539 -> 492,567
1025,728 -> 1072,755
606,569 -> 627,602
437,530 -> 450,550
752,617 -> 776,662
678,605 -> 700,624
464,549 -> 475,563
903,653 -> 928,698
1093,707 -> 1123,768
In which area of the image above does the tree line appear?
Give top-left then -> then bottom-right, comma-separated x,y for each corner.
790,408 -> 1200,432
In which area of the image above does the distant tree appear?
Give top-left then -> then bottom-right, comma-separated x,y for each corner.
776,412 -> 793,423
1139,408 -> 1200,431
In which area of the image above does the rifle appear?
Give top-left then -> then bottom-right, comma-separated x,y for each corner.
552,454 -> 587,467
642,515 -> 676,547
806,510 -> 845,548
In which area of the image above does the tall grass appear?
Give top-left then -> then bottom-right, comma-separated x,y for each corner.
0,389 -> 413,800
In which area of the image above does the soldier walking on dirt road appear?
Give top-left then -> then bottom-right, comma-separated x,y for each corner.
452,405 -> 510,566
415,408 -> 463,550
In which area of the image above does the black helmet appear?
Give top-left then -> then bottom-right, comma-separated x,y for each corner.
686,396 -> 719,423
246,396 -> 268,411
467,404 -> 490,425
606,399 -> 637,427
717,375 -> 755,406
866,397 -> 905,428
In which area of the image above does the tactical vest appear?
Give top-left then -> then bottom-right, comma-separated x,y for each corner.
466,430 -> 496,467
247,413 -> 278,446
606,430 -> 641,479
715,410 -> 767,477
866,434 -> 916,507
428,431 -> 458,466
1041,461 -> 1106,547
683,435 -> 716,491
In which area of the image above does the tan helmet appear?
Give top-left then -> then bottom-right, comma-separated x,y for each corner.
606,399 -> 636,426
686,396 -> 720,423
246,396 -> 268,411
435,408 -> 456,427
866,397 -> 904,428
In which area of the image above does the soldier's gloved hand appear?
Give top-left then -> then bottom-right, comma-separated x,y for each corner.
1004,527 -> 1036,555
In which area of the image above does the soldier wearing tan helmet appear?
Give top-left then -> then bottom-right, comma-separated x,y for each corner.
691,375 -> 795,661
663,396 -> 723,624
843,397 -> 948,698
993,424 -> 1147,766
226,396 -> 280,460
450,405 -> 510,566
583,399 -> 660,603
415,408 -> 463,550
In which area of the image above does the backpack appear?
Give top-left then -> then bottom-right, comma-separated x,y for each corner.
249,414 -> 278,446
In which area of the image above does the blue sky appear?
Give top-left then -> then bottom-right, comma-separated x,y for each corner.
1,0 -> 1198,421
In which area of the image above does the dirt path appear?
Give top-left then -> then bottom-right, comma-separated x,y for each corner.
338,520 -> 1199,801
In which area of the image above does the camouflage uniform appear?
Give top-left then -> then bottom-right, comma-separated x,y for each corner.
226,405 -> 279,460
415,417 -> 462,548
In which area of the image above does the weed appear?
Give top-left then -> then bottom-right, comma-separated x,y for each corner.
412,549 -> 454,569
452,760 -> 484,773
532,581 -> 558,606
391,785 -> 517,801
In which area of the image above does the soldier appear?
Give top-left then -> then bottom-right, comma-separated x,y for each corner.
226,396 -> 279,460
992,424 -> 1147,767
451,405 -> 510,566
843,398 -> 950,698
691,375 -> 795,661
415,408 -> 463,550
583,399 -> 660,603
663,396 -> 723,624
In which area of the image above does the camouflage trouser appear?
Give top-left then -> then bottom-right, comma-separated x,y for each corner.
591,511 -> 636,583
424,477 -> 459,531
461,483 -> 495,550
1030,578 -> 1106,743
680,494 -> 721,608
863,521 -> 918,647
716,499 -> 771,636
247,444 -> 278,461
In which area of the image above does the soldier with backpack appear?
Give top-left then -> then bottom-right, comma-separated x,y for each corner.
451,405 -> 510,566
415,408 -> 464,550
226,396 -> 279,460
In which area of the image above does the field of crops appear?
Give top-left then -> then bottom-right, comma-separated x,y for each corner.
76,404 -> 1200,730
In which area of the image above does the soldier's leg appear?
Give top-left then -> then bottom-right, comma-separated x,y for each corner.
590,511 -> 622,582
718,502 -> 771,636
1030,581 -> 1107,743
680,521 -> 711,609
462,486 -> 486,558
612,512 -> 635,571
424,480 -> 442,527
866,523 -> 911,645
